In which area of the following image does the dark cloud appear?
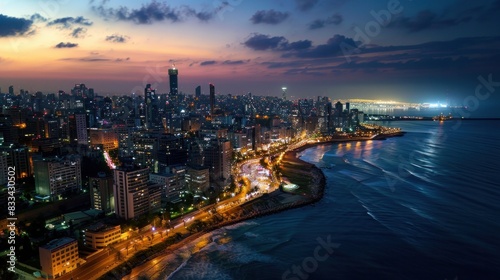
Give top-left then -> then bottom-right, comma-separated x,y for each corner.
55,42 -> 78,48
390,1 -> 500,33
243,33 -> 313,52
266,36 -> 500,78
92,1 -> 215,24
281,40 -> 312,51
296,0 -> 319,11
200,60 -> 217,66
284,35 -> 359,58
309,13 -> 343,29
222,60 -> 247,65
0,14 -> 34,37
243,34 -> 287,51
115,57 -> 130,62
389,10 -> 466,32
250,10 -> 289,25
47,16 -> 93,29
106,34 -> 129,43
30,13 -> 47,22
71,27 -> 87,38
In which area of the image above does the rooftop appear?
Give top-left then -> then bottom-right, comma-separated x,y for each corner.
41,237 -> 76,251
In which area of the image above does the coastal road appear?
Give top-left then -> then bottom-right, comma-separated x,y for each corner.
123,159 -> 278,279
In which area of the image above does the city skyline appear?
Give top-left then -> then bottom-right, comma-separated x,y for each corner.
1,0 -> 500,113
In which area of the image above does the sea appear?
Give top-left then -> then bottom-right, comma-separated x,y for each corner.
149,120 -> 500,280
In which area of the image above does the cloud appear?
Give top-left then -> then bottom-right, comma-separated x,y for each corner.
71,27 -> 87,38
250,10 -> 289,25
244,33 -> 314,52
47,16 -> 93,29
309,13 -> 343,29
389,1 -> 500,33
243,34 -> 288,51
30,13 -> 47,22
92,1 -> 216,24
284,35 -> 359,58
222,60 -> 248,65
0,14 -> 34,37
115,57 -> 130,62
388,10 -> 464,32
200,60 -> 217,66
296,0 -> 319,11
55,42 -> 78,48
105,34 -> 129,43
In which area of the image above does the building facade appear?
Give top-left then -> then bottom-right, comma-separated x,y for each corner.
39,237 -> 79,278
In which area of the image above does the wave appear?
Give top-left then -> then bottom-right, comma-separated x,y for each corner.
223,221 -> 260,230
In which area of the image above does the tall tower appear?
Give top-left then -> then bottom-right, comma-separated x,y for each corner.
209,83 -> 215,117
169,66 -> 178,97
195,85 -> 201,98
282,87 -> 287,100
144,84 -> 155,128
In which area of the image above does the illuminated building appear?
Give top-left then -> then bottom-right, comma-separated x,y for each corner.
89,128 -> 118,150
113,165 -> 149,220
113,163 -> 161,220
89,172 -> 114,214
34,155 -> 82,200
185,165 -> 210,193
209,83 -> 215,117
204,139 -> 232,185
169,67 -> 178,97
144,84 -> 156,128
0,145 -> 31,178
39,237 -> 79,278
68,114 -> 88,145
83,223 -> 121,249
150,165 -> 187,203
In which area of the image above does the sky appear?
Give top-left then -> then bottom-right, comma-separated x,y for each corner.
1,0 -> 500,115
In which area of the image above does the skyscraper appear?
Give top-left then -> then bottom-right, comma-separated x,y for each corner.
209,83 -> 215,117
169,67 -> 178,97
144,84 -> 155,128
113,165 -> 150,220
195,85 -> 201,98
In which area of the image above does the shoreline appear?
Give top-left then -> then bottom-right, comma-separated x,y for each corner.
113,132 -> 403,280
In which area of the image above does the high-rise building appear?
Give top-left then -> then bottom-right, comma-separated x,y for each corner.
89,172 -> 114,214
0,145 -> 31,178
195,85 -> 201,98
169,67 -> 178,97
144,84 -> 156,129
204,139 -> 232,185
209,83 -> 215,117
67,114 -> 88,145
185,165 -> 210,193
39,237 -> 79,278
113,164 -> 160,220
71,83 -> 88,98
34,155 -> 82,199
113,165 -> 149,220
150,165 -> 187,203
8,85 -> 14,95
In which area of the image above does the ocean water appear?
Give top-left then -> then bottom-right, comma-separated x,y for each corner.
159,120 -> 500,280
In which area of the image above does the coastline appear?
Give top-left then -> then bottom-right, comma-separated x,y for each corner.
110,132 -> 403,280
